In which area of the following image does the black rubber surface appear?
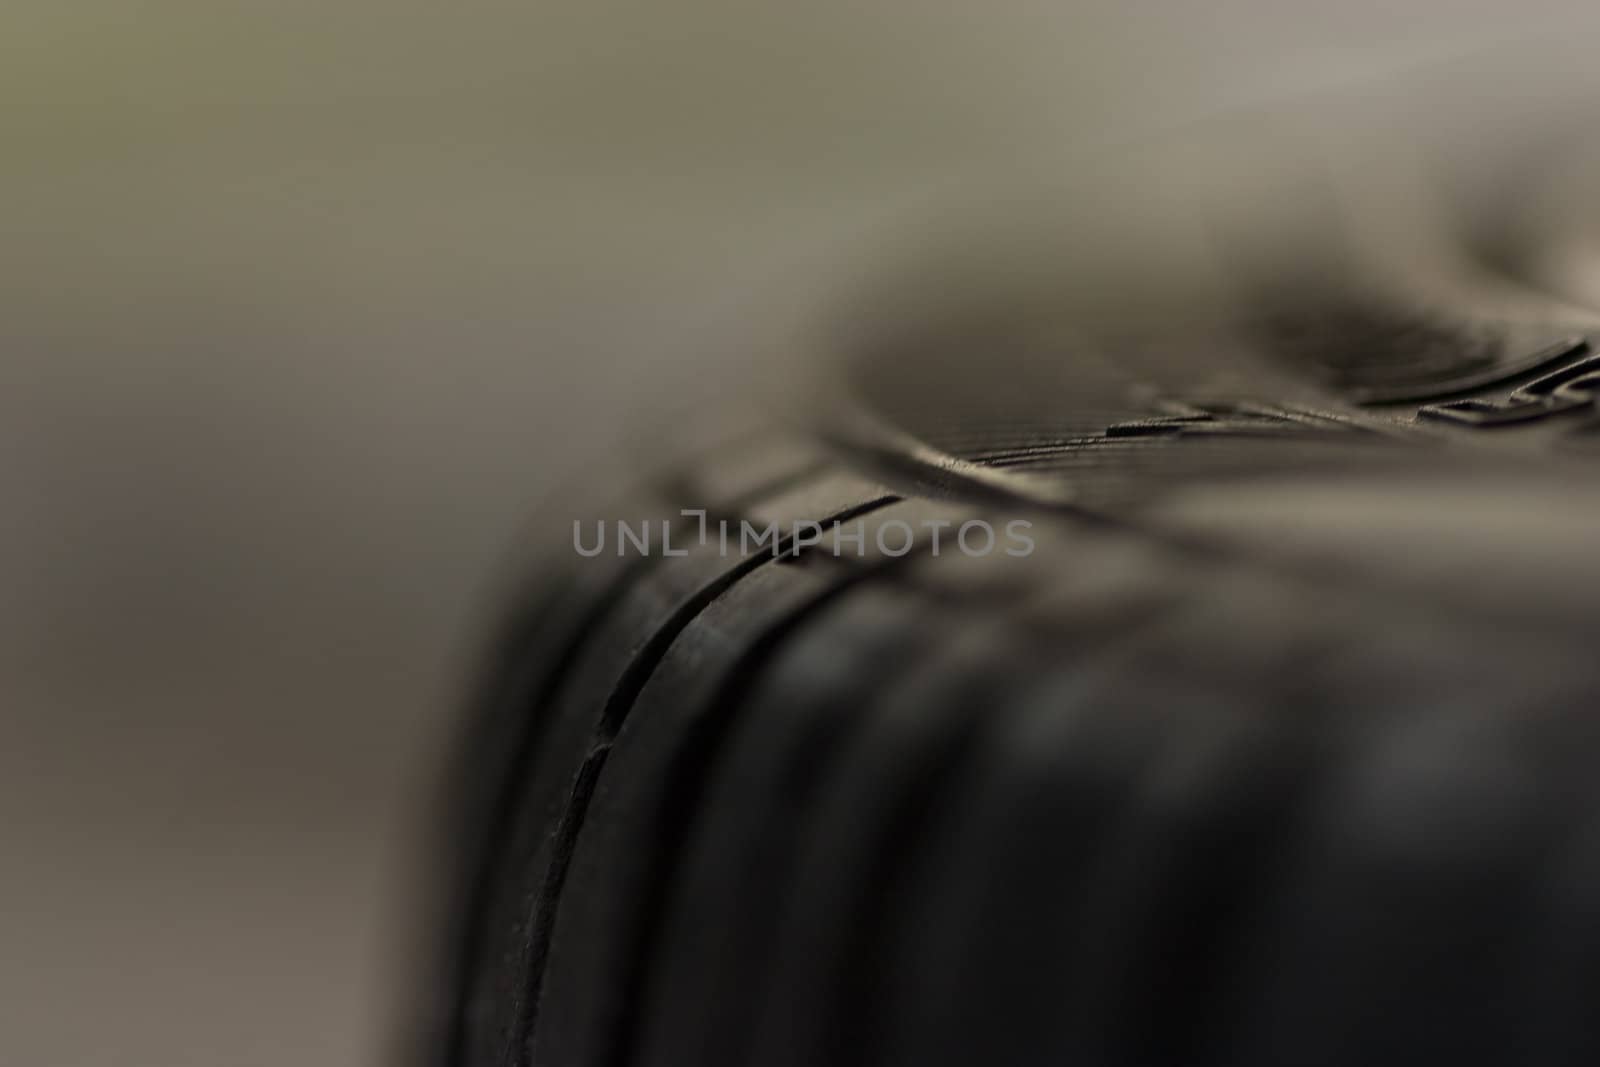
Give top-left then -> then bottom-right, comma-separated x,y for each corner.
423,122 -> 1600,1064
427,414 -> 1600,1067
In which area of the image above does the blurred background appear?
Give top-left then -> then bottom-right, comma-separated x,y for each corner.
3,4 -> 1596,1064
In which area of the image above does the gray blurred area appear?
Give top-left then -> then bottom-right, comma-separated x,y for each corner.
3,4 -> 1596,1065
